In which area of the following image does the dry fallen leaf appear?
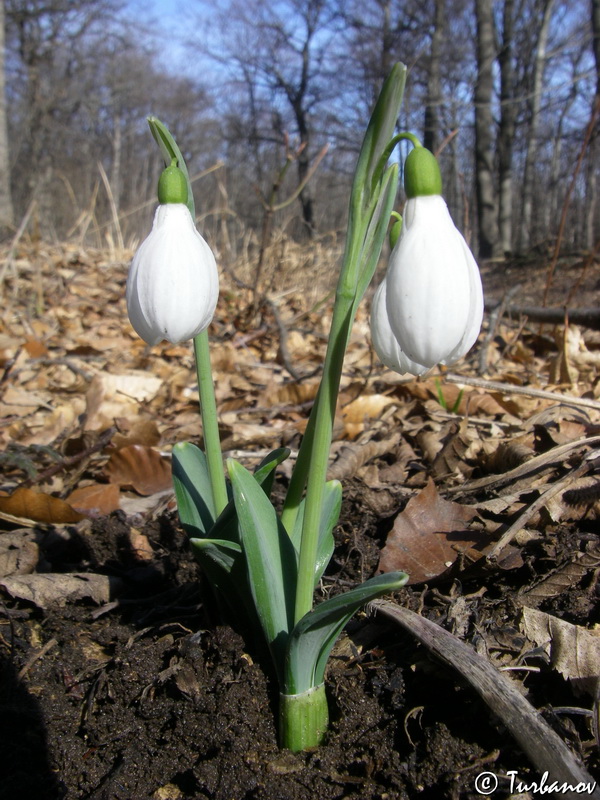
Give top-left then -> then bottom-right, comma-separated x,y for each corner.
112,419 -> 162,449
84,372 -> 163,430
341,394 -> 395,438
378,478 -> 480,584
521,606 -> 600,694
104,444 -> 172,495
0,488 -> 86,524
67,483 -> 121,515
0,531 -> 41,577
0,572 -> 123,609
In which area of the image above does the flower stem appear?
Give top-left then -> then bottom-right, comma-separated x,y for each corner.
290,198 -> 369,620
279,685 -> 328,751
193,330 -> 228,515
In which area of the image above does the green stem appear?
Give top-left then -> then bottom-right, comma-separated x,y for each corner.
292,231 -> 364,623
370,131 -> 422,193
193,331 -> 228,515
280,388 -> 318,534
281,215 -> 365,536
279,685 -> 328,751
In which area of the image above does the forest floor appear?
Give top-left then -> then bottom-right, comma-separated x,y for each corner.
1,238 -> 600,799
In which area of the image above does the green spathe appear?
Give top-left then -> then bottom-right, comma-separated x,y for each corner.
404,146 -> 442,198
158,163 -> 188,205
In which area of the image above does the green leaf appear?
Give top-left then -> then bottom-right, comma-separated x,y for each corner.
189,537 -> 241,588
353,164 -> 399,312
190,537 -> 262,636
228,458 -> 297,678
291,480 -> 341,586
351,63 -> 406,214
147,116 -> 195,218
172,442 -> 216,537
285,571 -> 408,694
253,447 -> 291,497
174,443 -> 288,545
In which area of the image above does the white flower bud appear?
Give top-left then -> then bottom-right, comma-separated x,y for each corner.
371,195 -> 483,374
126,204 -> 219,345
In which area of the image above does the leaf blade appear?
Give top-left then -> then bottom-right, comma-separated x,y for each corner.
228,459 -> 297,677
285,571 -> 408,694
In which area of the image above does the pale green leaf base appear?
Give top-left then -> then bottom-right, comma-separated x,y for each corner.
279,684 -> 328,752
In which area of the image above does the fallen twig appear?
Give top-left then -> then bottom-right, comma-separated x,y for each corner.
368,600 -> 600,800
484,301 -> 600,329
445,373 -> 600,412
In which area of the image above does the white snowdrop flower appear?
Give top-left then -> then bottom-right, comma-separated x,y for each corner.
371,146 -> 483,375
126,165 -> 219,345
370,278 -> 430,376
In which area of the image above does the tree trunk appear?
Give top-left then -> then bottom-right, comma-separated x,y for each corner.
474,0 -> 499,258
110,112 -> 122,217
519,0 -> 553,252
593,0 -> 600,96
497,0 -> 515,256
588,0 -> 600,249
0,0 -> 13,236
423,0 -> 444,154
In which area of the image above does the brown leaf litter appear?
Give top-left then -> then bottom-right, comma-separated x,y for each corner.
1,242 -> 600,798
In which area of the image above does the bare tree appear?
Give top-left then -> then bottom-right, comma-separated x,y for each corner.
497,0 -> 516,255
593,0 -> 600,96
474,0 -> 499,258
423,0 -> 445,154
518,0 -> 554,251
0,0 -> 12,236
195,0 -> 340,235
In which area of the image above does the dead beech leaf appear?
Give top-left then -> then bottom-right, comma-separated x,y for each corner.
341,394 -> 395,438
378,478 -> 480,584
104,445 -> 172,496
0,572 -> 122,609
112,419 -> 161,450
260,380 -> 318,407
66,483 -> 121,516
521,607 -> 600,693
431,419 -> 472,478
0,532 -> 41,577
84,372 -> 162,430
23,338 -> 49,358
0,488 -> 85,524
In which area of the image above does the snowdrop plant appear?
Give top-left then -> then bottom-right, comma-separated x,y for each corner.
370,143 -> 484,376
125,63 -> 483,752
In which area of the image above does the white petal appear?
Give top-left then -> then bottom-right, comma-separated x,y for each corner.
126,204 -> 219,345
385,195 -> 482,368
440,235 -> 484,365
370,279 -> 430,376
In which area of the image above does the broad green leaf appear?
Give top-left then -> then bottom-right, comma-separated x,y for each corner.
284,571 -> 408,694
291,480 -> 341,586
228,458 -> 297,678
253,447 -> 291,497
190,537 -> 241,570
147,116 -> 195,218
174,443 -> 288,545
190,538 -> 262,636
172,442 -> 215,537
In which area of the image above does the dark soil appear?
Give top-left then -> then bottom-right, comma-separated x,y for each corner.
1,477 -> 598,800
